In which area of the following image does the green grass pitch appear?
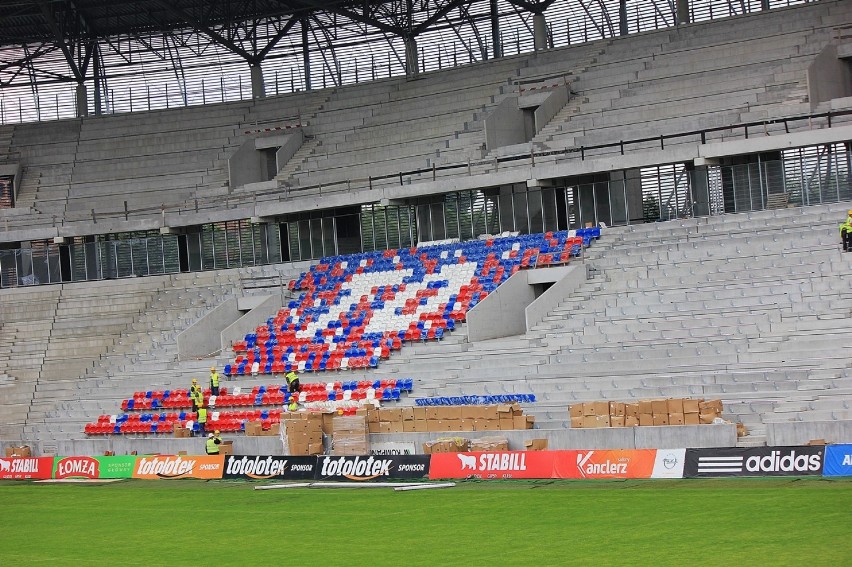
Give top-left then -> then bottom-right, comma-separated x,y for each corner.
2,477 -> 850,566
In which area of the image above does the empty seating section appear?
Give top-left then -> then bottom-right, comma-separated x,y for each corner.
224,229 -> 597,376
84,378 -> 415,435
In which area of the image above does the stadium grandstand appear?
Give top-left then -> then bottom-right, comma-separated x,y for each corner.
1,0 -> 851,459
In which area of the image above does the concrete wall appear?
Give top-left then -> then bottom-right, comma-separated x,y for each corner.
176,297 -> 242,360
370,423 -> 736,451
274,131 -> 304,173
228,139 -> 264,189
0,163 -> 21,200
767,421 -> 852,446
220,294 -> 281,352
525,264 -> 586,331
807,44 -> 852,108
533,86 -> 569,135
466,270 -> 535,342
43,423 -> 736,457
484,96 -> 526,151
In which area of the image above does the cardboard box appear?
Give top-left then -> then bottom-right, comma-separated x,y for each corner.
570,416 -> 584,429
625,403 -> 640,418
308,442 -> 324,455
475,419 -> 499,431
639,414 -> 654,427
471,436 -> 510,452
609,402 -> 625,417
593,401 -> 609,416
736,423 -> 749,438
400,407 -> 415,421
444,406 -> 463,420
5,445 -> 32,457
625,416 -> 640,427
699,412 -> 717,424
582,416 -> 599,428
460,418 -> 476,431
524,439 -> 548,451
700,399 -> 723,413
666,398 -> 684,414
219,440 -> 234,456
427,420 -> 446,432
413,420 -> 428,433
321,413 -> 336,434
569,404 -> 584,419
425,407 -> 443,421
513,416 -> 529,430
368,421 -> 381,434
582,402 -> 595,416
413,407 -> 428,421
174,427 -> 191,438
261,423 -> 281,436
638,400 -> 654,414
245,421 -> 262,436
668,413 -> 685,426
480,406 -> 499,420
684,413 -> 700,425
682,399 -> 701,414
651,400 -> 668,415
653,414 -> 669,426
610,416 -> 626,427
498,417 -> 515,431
403,420 -> 417,433
387,421 -> 404,433
806,439 -> 827,446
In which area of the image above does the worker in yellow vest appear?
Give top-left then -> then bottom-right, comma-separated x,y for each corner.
285,370 -> 300,393
840,209 -> 852,252
287,396 -> 300,412
209,366 -> 220,396
190,378 -> 202,413
196,405 -> 208,436
206,431 -> 222,455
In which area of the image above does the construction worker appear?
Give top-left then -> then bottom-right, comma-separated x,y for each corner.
196,405 -> 208,435
285,370 -> 301,393
189,378 -> 202,413
206,431 -> 222,455
209,366 -> 220,396
287,395 -> 300,412
840,209 -> 852,253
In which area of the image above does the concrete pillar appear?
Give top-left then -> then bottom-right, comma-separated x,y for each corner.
75,83 -> 88,117
490,0 -> 501,59
250,63 -> 265,98
302,20 -> 312,91
676,0 -> 690,25
533,13 -> 548,51
619,0 -> 628,36
404,36 -> 419,79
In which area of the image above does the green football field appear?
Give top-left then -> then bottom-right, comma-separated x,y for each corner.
2,477 -> 850,566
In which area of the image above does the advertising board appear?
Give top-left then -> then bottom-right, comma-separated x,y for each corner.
822,444 -> 852,477
428,451 -> 555,479
52,456 -> 138,479
0,456 -> 53,480
316,455 -> 431,481
684,446 -> 824,477
132,455 -> 225,479
553,450 -> 658,480
222,455 -> 316,480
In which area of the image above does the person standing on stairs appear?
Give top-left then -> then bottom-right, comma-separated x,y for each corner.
840,210 -> 852,253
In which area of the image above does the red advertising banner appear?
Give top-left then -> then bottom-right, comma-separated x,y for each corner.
0,457 -> 54,480
428,451 -> 556,479
132,455 -> 225,480
553,450 -> 657,480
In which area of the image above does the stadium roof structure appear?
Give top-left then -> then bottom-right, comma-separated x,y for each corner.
0,0 -> 803,122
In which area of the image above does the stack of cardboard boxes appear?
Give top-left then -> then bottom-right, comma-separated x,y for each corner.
569,398 -> 724,428
331,416 -> 369,455
4,445 -> 31,457
469,436 -> 510,451
369,404 -> 534,433
422,438 -> 470,453
283,413 -> 324,455
245,421 -> 281,436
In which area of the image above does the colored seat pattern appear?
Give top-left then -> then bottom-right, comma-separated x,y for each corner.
226,230 -> 598,376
